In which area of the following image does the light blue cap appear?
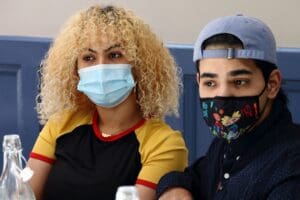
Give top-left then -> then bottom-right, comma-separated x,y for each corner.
193,15 -> 277,65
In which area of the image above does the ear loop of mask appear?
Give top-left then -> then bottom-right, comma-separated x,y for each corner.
258,63 -> 278,113
131,68 -> 139,105
251,73 -> 272,130
134,85 -> 139,104
226,82 -> 269,136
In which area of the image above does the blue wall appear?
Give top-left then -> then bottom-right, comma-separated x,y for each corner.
0,36 -> 299,165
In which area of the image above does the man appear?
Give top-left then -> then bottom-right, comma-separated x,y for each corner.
156,15 -> 300,199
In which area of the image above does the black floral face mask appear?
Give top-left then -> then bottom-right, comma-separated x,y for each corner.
200,89 -> 266,142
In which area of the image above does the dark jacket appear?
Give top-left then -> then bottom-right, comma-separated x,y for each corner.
157,99 -> 300,199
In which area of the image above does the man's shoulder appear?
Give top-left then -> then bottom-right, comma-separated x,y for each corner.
259,124 -> 300,174
289,121 -> 300,136
282,121 -> 300,147
269,121 -> 300,158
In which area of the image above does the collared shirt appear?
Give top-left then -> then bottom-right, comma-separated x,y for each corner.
157,99 -> 300,199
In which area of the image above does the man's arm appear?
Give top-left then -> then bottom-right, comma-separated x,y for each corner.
156,138 -> 222,199
156,157 -> 207,199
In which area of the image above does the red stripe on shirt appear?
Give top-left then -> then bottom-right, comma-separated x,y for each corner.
30,152 -> 56,164
136,179 -> 157,190
92,111 -> 146,142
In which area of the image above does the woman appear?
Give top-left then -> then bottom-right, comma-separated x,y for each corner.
28,5 -> 188,200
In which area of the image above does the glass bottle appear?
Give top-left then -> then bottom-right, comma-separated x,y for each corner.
115,186 -> 139,200
0,134 -> 35,200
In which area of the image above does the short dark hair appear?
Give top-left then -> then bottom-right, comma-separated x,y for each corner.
202,33 -> 243,50
196,33 -> 288,105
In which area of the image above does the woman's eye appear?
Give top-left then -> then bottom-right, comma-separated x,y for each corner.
109,52 -> 123,59
82,55 -> 95,62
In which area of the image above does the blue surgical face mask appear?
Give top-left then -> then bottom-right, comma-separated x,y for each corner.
77,64 -> 135,108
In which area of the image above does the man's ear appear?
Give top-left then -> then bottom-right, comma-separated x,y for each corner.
267,69 -> 281,99
196,73 -> 200,85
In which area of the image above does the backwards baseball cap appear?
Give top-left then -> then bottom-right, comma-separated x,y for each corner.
193,14 -> 277,65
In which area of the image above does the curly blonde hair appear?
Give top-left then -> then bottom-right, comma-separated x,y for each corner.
37,5 -> 182,124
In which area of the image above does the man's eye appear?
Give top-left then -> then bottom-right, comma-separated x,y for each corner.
204,81 -> 216,87
234,80 -> 248,86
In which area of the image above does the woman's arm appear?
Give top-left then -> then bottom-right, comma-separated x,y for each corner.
159,188 -> 193,200
28,158 -> 52,200
135,184 -> 156,200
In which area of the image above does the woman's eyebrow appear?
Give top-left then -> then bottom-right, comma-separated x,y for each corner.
85,44 -> 121,53
104,44 -> 121,52
87,48 -> 97,53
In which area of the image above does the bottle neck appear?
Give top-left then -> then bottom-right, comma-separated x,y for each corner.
1,149 -> 23,177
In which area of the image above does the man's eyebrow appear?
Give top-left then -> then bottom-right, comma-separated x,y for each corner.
200,72 -> 218,78
229,69 -> 253,76
104,44 -> 121,52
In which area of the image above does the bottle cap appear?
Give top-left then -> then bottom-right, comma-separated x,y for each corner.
20,167 -> 34,182
115,186 -> 139,200
3,134 -> 22,152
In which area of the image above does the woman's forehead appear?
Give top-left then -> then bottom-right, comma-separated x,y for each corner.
82,34 -> 122,50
